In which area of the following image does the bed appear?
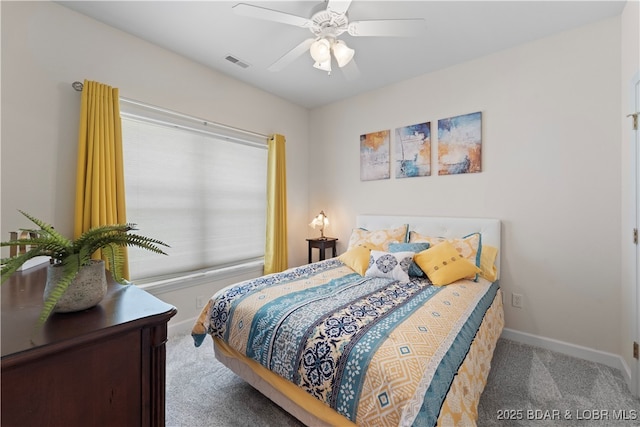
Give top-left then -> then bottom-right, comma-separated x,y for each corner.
192,215 -> 504,426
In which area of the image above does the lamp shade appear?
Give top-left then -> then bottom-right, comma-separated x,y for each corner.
309,38 -> 331,63
332,40 -> 355,68
313,60 -> 332,72
309,210 -> 329,239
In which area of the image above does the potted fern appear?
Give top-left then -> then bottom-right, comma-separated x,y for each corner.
1,211 -> 169,326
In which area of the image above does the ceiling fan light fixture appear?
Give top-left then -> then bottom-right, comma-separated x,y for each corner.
313,59 -> 332,73
332,40 -> 355,67
235,1 -> 426,75
310,38 -> 331,63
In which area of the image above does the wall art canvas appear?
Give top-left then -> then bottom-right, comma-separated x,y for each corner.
360,130 -> 390,181
437,111 -> 482,175
395,122 -> 431,178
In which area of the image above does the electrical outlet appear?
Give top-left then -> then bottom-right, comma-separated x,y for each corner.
512,293 -> 523,308
196,295 -> 207,309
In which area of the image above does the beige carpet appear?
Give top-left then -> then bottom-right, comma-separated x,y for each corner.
165,334 -> 640,426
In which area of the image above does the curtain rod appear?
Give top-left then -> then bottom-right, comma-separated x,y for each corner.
71,81 -> 269,140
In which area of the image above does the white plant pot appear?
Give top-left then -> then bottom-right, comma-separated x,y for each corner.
43,259 -> 108,313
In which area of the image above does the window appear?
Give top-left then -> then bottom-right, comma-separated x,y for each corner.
121,101 -> 268,282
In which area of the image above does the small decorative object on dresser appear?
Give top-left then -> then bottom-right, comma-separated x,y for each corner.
1,210 -> 169,326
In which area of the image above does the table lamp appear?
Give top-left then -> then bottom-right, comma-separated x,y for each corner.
309,210 -> 329,239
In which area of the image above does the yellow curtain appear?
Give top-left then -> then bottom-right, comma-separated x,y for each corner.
264,134 -> 288,274
74,80 -> 129,278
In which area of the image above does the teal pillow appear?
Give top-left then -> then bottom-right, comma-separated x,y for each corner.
389,242 -> 430,277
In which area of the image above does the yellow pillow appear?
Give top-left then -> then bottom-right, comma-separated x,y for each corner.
414,241 -> 481,286
338,246 -> 371,276
347,224 -> 408,251
479,244 -> 498,281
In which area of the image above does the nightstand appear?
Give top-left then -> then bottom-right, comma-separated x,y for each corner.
306,237 -> 338,263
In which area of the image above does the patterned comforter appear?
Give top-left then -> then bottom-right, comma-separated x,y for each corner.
192,258 -> 500,426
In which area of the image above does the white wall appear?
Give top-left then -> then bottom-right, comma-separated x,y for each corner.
309,17 -> 623,357
0,1 -> 310,330
620,0 -> 639,395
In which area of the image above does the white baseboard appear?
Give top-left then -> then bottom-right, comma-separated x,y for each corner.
501,328 -> 633,393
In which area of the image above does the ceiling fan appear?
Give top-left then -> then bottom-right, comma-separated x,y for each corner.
232,1 -> 425,74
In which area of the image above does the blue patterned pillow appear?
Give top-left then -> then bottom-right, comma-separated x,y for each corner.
365,250 -> 414,284
388,242 -> 430,277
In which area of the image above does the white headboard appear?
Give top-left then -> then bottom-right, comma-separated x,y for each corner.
356,215 -> 501,277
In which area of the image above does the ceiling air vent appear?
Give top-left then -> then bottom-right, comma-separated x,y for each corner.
225,55 -> 250,69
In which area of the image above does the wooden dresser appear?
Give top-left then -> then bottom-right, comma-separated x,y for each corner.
1,264 -> 177,427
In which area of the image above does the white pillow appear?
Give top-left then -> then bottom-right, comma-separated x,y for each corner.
365,250 -> 414,284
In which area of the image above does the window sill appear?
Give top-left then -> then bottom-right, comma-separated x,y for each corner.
136,259 -> 264,294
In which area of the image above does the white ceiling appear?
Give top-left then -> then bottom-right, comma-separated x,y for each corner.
57,1 -> 626,109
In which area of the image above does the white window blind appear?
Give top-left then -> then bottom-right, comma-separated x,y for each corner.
121,102 -> 268,282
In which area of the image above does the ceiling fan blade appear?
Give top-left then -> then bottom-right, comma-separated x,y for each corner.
232,3 -> 312,28
326,0 -> 352,15
348,19 -> 426,37
268,38 -> 315,72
